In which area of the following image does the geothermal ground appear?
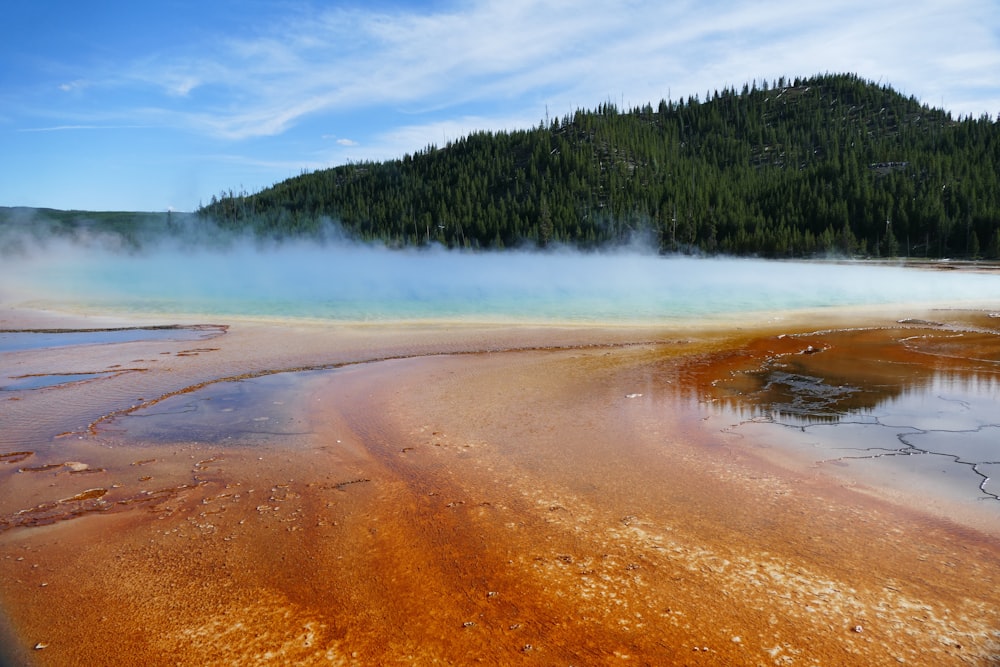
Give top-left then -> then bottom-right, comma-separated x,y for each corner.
1,307 -> 999,666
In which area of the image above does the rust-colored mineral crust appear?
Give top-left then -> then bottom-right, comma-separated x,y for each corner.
2,311 -> 999,665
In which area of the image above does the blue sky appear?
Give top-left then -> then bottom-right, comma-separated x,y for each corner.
2,0 -> 999,212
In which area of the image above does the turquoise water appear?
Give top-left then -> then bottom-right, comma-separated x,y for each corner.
5,240 -> 1000,322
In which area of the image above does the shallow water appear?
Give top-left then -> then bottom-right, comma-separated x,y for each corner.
699,316 -> 1000,508
105,370 -> 323,445
0,327 -> 218,353
0,372 -> 118,391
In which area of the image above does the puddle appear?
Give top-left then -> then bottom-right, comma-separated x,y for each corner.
0,325 -> 225,353
696,317 -> 1000,505
1,371 -> 119,391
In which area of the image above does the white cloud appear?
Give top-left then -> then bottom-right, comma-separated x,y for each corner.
58,79 -> 89,93
165,75 -> 200,97
322,113 -> 543,166
18,124 -> 147,132
286,2 -> 992,127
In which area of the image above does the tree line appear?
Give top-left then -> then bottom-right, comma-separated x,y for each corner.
200,73 -> 1000,258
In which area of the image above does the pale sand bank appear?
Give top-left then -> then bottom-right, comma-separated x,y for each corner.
1,304 -> 999,665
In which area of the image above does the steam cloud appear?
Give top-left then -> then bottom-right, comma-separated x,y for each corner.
2,214 -> 999,323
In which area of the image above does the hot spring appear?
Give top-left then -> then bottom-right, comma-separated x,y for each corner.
4,237 -> 1000,322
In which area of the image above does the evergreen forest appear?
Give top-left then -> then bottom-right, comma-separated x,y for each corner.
200,74 -> 1000,258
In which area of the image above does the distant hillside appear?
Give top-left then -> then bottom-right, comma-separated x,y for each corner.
0,207 -> 188,254
200,73 -> 1000,258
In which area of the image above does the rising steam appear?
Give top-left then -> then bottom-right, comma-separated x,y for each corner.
2,212 -> 999,323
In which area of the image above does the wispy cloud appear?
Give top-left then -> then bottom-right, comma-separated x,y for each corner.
26,0 -> 998,143
319,113 -> 544,166
18,124 -> 148,132
382,115 -> 541,149
58,80 -> 90,93
109,0 -> 997,140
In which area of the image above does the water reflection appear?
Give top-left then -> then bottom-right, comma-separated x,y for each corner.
695,315 -> 1000,503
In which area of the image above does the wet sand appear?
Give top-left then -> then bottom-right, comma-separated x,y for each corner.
1,305 -> 1000,665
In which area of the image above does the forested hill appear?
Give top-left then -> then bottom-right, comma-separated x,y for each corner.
200,73 -> 1000,258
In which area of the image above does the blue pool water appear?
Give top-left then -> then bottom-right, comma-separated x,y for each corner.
5,240 -> 1000,322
